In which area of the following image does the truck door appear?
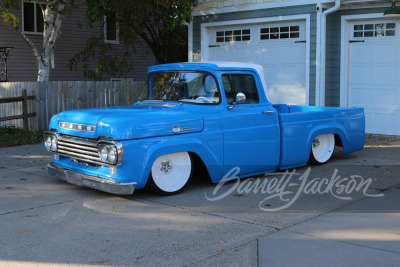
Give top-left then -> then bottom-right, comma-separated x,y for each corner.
220,73 -> 280,177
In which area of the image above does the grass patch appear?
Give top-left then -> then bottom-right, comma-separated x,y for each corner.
0,127 -> 44,148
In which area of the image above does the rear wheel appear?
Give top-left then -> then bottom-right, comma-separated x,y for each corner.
309,134 -> 335,164
148,152 -> 192,195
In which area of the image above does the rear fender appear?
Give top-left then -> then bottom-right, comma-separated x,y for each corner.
305,124 -> 349,160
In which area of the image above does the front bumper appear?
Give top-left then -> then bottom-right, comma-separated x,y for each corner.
48,163 -> 136,195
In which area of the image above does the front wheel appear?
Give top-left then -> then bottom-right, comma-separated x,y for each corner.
309,134 -> 335,164
147,152 -> 192,195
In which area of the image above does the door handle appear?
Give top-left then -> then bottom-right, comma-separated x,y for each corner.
262,111 -> 274,115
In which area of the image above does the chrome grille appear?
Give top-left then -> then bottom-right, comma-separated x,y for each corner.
56,135 -> 102,165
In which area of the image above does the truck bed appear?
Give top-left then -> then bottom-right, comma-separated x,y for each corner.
272,104 -> 365,169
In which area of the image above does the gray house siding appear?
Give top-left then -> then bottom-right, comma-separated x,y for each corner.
0,1 -> 155,82
325,7 -> 389,107
193,4 -> 318,105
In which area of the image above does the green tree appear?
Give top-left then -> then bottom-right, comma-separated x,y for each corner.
68,0 -> 197,80
0,0 -> 75,81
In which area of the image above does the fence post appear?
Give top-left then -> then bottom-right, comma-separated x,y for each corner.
22,89 -> 29,132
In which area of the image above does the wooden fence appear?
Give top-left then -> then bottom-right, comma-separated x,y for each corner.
0,81 -> 147,131
0,89 -> 36,131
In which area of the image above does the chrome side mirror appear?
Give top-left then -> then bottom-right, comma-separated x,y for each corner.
236,92 -> 246,103
228,92 -> 247,110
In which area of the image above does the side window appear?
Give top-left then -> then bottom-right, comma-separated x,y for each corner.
222,74 -> 259,104
222,75 -> 234,104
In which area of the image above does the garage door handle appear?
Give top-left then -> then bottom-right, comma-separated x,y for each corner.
295,40 -> 306,43
209,45 -> 220,48
349,40 -> 365,43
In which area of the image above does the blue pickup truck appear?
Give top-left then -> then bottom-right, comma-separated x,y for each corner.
44,62 -> 365,195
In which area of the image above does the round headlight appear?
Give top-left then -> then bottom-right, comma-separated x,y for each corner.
45,136 -> 52,151
108,147 -> 117,164
51,137 -> 58,151
99,147 -> 108,162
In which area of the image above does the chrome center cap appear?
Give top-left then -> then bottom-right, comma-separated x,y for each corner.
313,139 -> 320,148
160,160 -> 172,173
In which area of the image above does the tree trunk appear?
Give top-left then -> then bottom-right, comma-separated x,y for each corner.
37,57 -> 50,81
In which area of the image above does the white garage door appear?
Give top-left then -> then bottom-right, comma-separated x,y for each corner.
208,21 -> 307,105
348,19 -> 400,135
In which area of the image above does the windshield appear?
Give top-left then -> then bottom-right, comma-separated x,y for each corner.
143,72 -> 221,104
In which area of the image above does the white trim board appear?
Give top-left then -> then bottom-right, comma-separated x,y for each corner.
339,13 -> 392,107
201,14 -> 311,106
193,1 -> 390,17
339,2 -> 392,11
192,0 -> 332,16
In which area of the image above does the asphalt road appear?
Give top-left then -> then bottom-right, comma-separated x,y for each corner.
0,135 -> 399,266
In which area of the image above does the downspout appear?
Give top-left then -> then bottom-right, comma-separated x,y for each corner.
185,22 -> 193,62
319,0 -> 341,106
315,3 -> 322,106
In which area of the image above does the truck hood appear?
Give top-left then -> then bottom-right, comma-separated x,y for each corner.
48,104 -> 204,140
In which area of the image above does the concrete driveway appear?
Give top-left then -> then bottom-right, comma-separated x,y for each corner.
0,135 -> 399,266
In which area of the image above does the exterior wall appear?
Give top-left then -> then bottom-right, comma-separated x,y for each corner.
325,6 -> 388,107
193,4 -> 318,105
0,1 -> 155,82
193,0 -> 285,11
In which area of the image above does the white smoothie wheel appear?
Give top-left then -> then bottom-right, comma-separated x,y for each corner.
309,134 -> 335,164
148,152 -> 192,195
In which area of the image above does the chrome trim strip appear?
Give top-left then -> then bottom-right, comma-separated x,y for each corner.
58,135 -> 98,146
138,102 -> 177,107
167,126 -> 197,133
57,149 -> 101,162
59,122 -> 96,132
57,141 -> 98,152
48,163 -> 135,195
57,145 -> 99,157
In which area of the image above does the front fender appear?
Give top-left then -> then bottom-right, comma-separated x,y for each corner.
119,131 -> 223,190
139,139 -> 223,188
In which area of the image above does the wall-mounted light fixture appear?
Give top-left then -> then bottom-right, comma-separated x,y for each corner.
384,0 -> 400,16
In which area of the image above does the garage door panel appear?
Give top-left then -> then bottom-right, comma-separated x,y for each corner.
208,20 -> 307,105
209,47 -> 231,61
277,66 -> 302,82
373,44 -> 397,64
268,83 -> 306,105
233,47 -> 250,62
373,88 -> 397,107
282,44 -> 306,64
363,111 -> 373,133
349,65 -> 371,84
350,45 -> 372,64
372,65 -> 397,84
259,46 -> 279,62
263,66 -> 278,81
349,87 -> 371,106
397,113 -> 400,134
371,113 -> 396,134
349,19 -> 400,134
